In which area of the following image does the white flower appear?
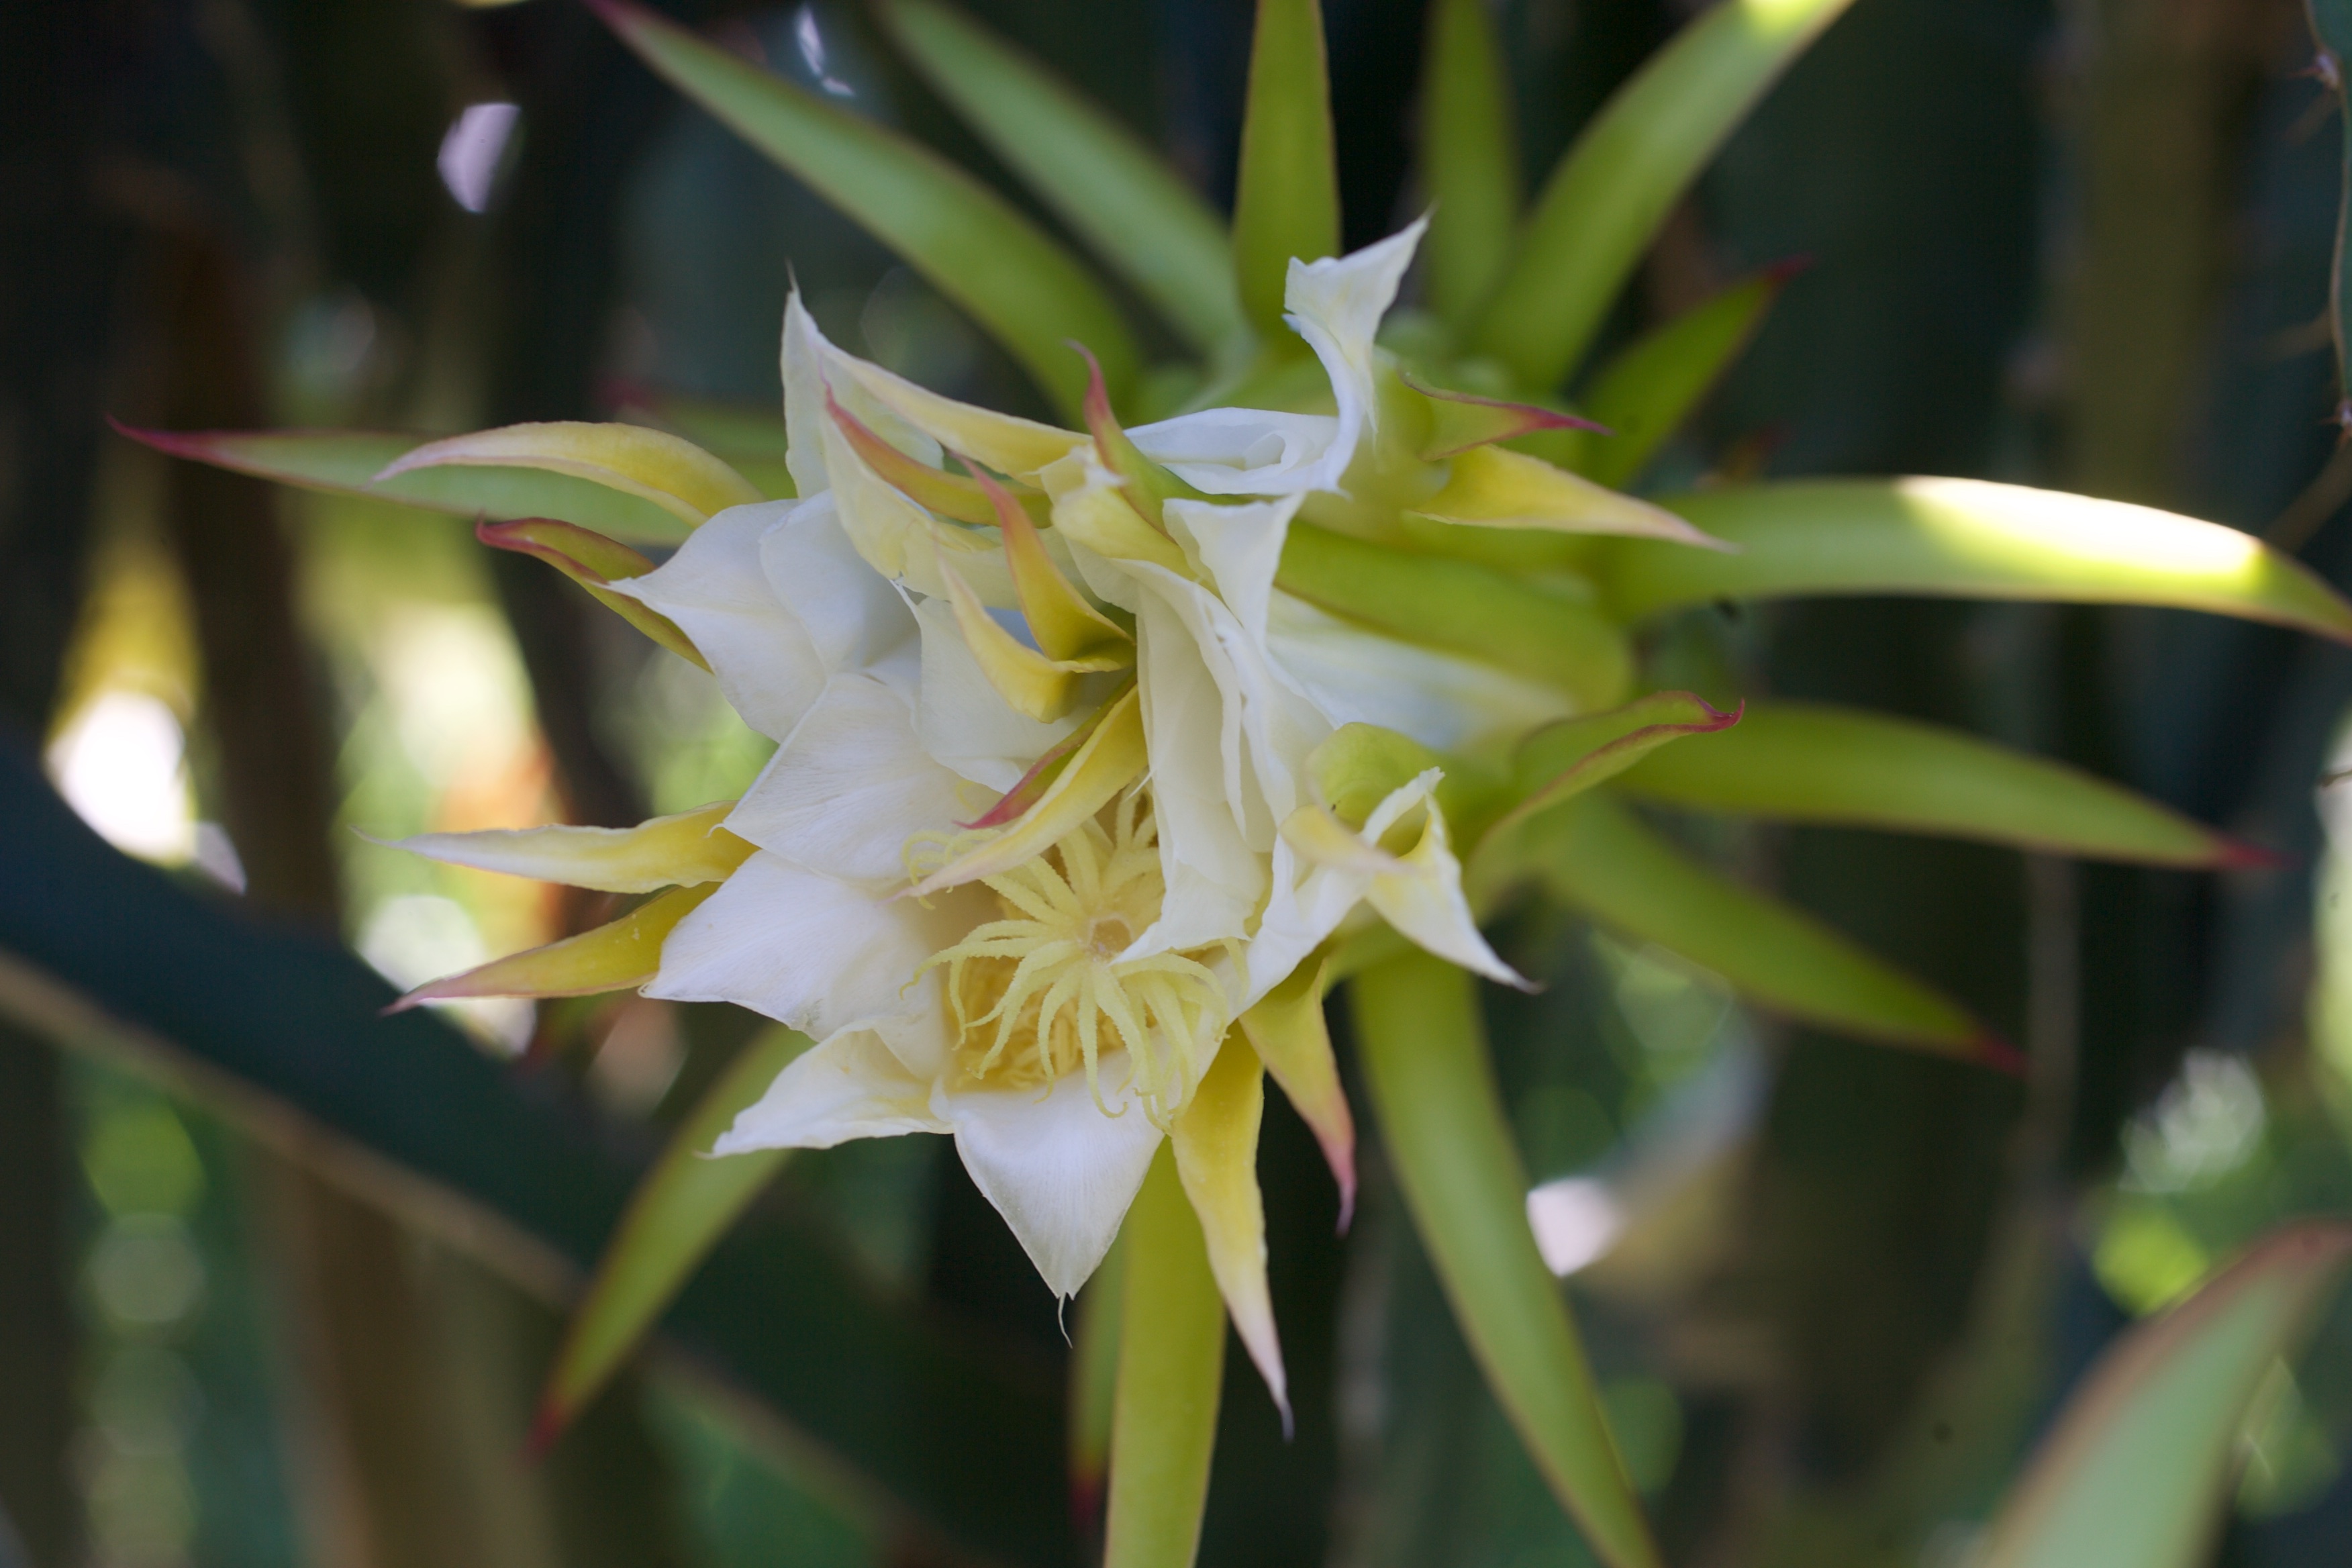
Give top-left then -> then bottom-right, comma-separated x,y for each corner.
383,222 -> 1563,1409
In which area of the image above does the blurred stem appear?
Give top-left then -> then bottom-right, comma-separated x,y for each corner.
0,1028 -> 75,1568
2065,0 -> 2272,502
1104,1146 -> 1224,1568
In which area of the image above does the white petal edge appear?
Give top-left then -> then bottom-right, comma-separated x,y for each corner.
714,1027 -> 948,1153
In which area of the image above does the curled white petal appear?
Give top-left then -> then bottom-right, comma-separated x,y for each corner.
714,1028 -> 949,1153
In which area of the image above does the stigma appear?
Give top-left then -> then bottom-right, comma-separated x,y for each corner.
915,789 -> 1231,1126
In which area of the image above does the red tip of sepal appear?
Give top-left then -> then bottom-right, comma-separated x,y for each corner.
522,1398 -> 567,1465
1068,340 -> 1120,448
1973,1035 -> 2028,1079
1761,253 -> 1817,287
2217,837 -> 2290,871
107,417 -> 219,462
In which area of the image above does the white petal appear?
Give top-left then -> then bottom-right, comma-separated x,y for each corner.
1246,838 -> 1368,1006
713,1027 -> 948,1153
1264,591 -> 1574,754
1129,408 -> 1344,497
614,501 -> 822,740
1369,803 -> 1528,989
646,850 -> 972,1050
909,595 -> 1078,791
781,292 -> 834,500
756,492 -> 918,675
1163,495 -> 1299,649
727,675 -> 969,885
1282,215 -> 1428,487
944,1067 -> 1167,1298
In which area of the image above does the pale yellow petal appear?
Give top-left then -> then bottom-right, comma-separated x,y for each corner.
832,354 -> 1086,479
907,688 -> 1146,895
940,567 -> 1128,723
1171,1037 -> 1286,1422
1238,957 -> 1355,1228
379,422 -> 763,528
381,803 -> 752,893
1414,444 -> 1729,548
390,883 -> 721,1007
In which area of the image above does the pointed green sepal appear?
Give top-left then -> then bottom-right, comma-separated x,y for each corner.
1979,1223 -> 2352,1568
1079,344 -> 1209,527
1469,0 -> 1858,389
1575,260 -> 1801,488
1615,700 -> 2273,868
1102,1145 -> 1224,1568
1351,952 -> 1662,1568
1402,370 -> 1602,460
530,1026 -> 810,1451
1276,522 -> 1634,709
588,0 -> 1139,418
1483,692 -> 1742,852
1230,0 -> 1341,340
879,0 -> 1246,358
113,424 -> 693,542
477,518 -> 709,671
1600,478 -> 2352,642
1522,792 -> 2010,1065
1421,0 -> 1522,325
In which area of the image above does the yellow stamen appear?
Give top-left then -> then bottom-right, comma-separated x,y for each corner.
912,791 -> 1232,1126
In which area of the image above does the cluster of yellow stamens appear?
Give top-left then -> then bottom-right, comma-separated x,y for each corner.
914,790 -> 1232,1126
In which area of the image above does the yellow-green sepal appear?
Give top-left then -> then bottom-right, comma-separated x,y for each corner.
1614,700 -> 2272,868
387,883 -> 720,1009
1522,793 -> 2009,1066
1601,479 -> 2352,643
114,424 -> 693,543
530,1026 -> 809,1450
1350,952 -> 1662,1568
381,420 -> 764,528
1277,522 -> 1634,709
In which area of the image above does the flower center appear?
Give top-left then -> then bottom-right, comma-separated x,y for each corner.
914,790 -> 1231,1126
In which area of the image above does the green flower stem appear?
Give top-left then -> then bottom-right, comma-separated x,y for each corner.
1104,1145 -> 1225,1568
1351,952 -> 1661,1568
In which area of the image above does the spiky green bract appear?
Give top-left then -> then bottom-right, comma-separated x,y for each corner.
532,1027 -> 808,1449
1470,0 -> 1859,389
1421,0 -> 1520,325
589,0 -> 1139,418
1230,0 -> 1341,340
881,0 -> 1244,359
1522,793 -> 2002,1062
1351,952 -> 1661,1568
1979,1224 -> 2352,1568
1574,264 -> 1795,488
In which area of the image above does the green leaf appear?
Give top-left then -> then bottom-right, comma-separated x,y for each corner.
1979,1223 -> 2352,1568
1420,0 -> 1520,326
1103,1145 -> 1224,1568
1469,0 -> 1858,389
880,0 -> 1245,359
1230,0 -> 1340,340
1350,951 -> 1661,1568
1522,792 -> 2002,1061
1575,263 -> 1794,488
1615,700 -> 2264,868
591,0 -> 1140,418
532,1027 -> 807,1445
1600,477 -> 2352,643
1277,522 -> 1634,709
115,425 -> 692,543
1485,691 -> 1741,848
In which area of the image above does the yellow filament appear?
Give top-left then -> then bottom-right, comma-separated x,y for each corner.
912,791 -> 1232,1126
